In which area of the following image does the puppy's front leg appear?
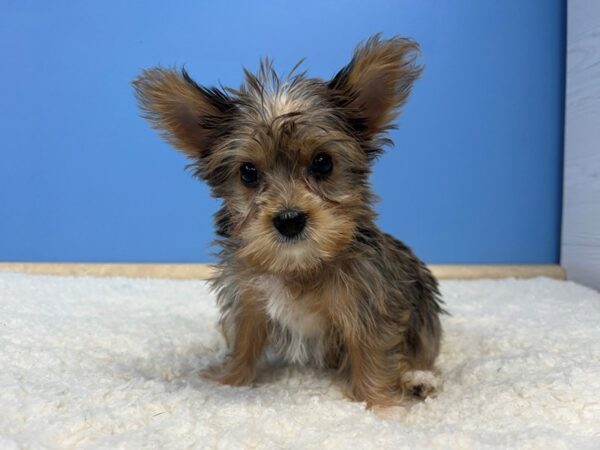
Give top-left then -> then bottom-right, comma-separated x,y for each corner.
343,336 -> 398,408
329,305 -> 398,407
202,292 -> 269,386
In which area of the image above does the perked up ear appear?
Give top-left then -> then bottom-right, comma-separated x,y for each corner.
132,67 -> 234,159
329,34 -> 422,142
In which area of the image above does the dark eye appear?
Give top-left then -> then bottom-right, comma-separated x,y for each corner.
309,152 -> 333,178
240,162 -> 259,187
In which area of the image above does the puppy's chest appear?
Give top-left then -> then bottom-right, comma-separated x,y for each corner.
261,276 -> 326,336
258,276 -> 329,365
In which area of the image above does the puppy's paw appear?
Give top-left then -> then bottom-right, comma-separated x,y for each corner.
200,362 -> 256,387
401,370 -> 440,399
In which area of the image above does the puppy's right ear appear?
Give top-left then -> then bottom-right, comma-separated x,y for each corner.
132,68 -> 234,159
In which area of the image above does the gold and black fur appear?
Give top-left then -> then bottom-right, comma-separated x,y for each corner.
133,35 -> 445,407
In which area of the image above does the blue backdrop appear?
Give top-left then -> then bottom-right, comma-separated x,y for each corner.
0,1 -> 565,263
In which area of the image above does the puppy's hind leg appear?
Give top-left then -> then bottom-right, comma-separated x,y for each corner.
401,308 -> 443,399
401,369 -> 441,399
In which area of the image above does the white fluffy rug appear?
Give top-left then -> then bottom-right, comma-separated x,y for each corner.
1,272 -> 599,449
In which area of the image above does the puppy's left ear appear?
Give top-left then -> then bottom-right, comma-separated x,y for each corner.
329,35 -> 422,145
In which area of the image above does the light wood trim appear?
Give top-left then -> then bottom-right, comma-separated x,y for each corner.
0,263 -> 565,280
0,263 -> 216,280
429,264 -> 565,280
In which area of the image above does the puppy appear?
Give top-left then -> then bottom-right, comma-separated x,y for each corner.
133,35 -> 444,407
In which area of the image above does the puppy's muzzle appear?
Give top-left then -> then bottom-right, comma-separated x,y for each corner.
273,209 -> 307,239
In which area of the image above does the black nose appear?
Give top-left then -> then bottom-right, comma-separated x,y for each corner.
273,209 -> 307,238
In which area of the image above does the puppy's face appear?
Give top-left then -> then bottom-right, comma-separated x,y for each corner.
134,36 -> 421,274
215,85 -> 367,274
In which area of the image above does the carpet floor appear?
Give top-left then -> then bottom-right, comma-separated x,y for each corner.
1,272 -> 599,449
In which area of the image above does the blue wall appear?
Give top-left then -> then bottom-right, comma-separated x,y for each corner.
0,1 -> 565,263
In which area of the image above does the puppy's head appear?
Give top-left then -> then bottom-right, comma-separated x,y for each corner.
133,35 -> 421,274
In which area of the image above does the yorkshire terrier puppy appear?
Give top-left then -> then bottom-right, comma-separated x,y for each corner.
133,35 -> 444,407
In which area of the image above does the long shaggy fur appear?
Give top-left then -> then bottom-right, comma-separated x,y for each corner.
133,34 -> 445,407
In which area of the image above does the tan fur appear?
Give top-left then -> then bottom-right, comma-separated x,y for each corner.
202,288 -> 269,386
133,34 -> 445,407
338,37 -> 422,137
